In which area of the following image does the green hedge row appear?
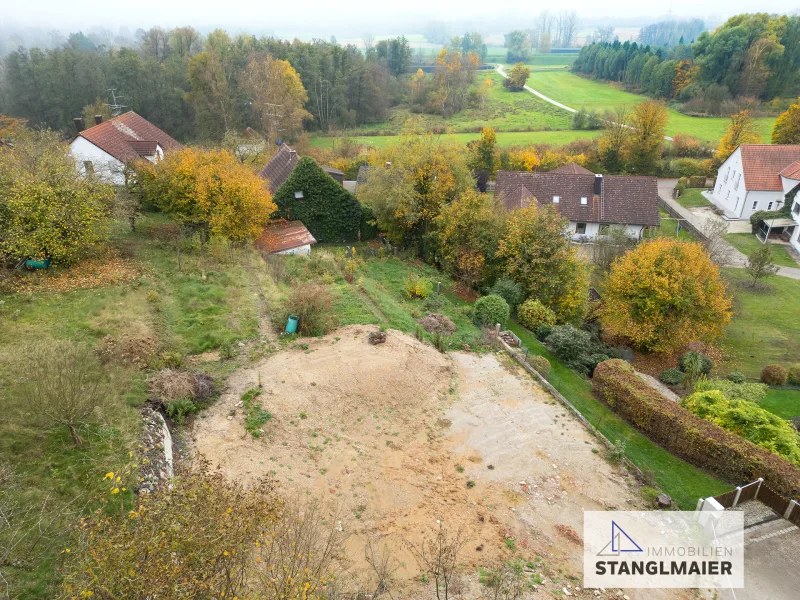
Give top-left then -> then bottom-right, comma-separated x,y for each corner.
593,359 -> 800,498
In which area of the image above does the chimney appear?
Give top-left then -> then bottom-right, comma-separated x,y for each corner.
94,115 -> 103,125
288,149 -> 297,163
73,117 -> 85,133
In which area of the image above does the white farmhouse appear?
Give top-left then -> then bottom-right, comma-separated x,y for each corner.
495,163 -> 661,239
69,112 -> 183,184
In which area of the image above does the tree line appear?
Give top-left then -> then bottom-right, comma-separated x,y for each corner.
573,13 -> 800,114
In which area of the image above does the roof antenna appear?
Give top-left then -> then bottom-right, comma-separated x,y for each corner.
106,89 -> 126,117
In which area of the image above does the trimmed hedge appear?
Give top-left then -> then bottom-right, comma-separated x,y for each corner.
593,359 -> 800,498
472,294 -> 510,328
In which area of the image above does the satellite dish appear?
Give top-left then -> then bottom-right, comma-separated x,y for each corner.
275,138 -> 283,146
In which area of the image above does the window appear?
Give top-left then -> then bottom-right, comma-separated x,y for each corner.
734,197 -> 740,211
599,224 -> 610,235
752,201 -> 758,210
724,167 -> 730,182
294,190 -> 304,199
768,202 -> 774,210
580,196 -> 588,205
552,195 -> 560,204
576,222 -> 586,235
794,202 -> 800,216
83,160 -> 94,175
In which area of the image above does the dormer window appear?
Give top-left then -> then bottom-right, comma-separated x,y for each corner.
580,196 -> 588,205
552,195 -> 560,204
294,191 -> 304,199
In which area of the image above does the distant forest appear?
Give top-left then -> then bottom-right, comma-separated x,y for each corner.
573,14 -> 800,115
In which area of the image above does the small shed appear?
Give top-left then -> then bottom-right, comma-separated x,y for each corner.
256,220 -> 317,256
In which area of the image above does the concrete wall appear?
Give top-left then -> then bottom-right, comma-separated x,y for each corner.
275,244 -> 312,256
69,137 -> 125,184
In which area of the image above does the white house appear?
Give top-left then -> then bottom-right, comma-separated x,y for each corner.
711,144 -> 800,221
69,112 -> 183,184
495,164 -> 661,240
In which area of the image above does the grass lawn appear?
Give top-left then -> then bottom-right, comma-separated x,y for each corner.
310,129 -> 600,151
759,388 -> 800,419
506,322 -> 730,508
721,269 -> 800,378
522,71 -> 776,142
676,188 -> 712,209
657,208 -> 695,240
488,48 -> 577,66
723,234 -> 799,267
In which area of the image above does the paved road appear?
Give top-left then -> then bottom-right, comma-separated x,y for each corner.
657,179 -> 800,280
495,64 -> 674,142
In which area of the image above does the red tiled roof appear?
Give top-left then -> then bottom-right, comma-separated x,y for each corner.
76,112 -> 182,163
495,171 -> 660,227
780,159 -> 800,181
256,220 -> 317,254
258,143 -> 300,193
739,145 -> 800,191
551,162 -> 594,175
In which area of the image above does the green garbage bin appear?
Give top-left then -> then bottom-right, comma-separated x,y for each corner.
285,316 -> 299,334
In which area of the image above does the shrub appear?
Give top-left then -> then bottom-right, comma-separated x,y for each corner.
761,365 -> 788,386
518,298 -> 557,332
694,379 -> 767,403
788,365 -> 800,386
660,368 -> 686,386
472,294 -> 510,328
423,293 -> 452,313
404,274 -> 433,300
585,353 -> 610,377
592,359 -> 800,498
165,398 -> 199,425
489,278 -> 524,313
678,351 -> 713,375
529,355 -> 551,376
417,313 -> 456,335
545,324 -> 591,368
282,283 -> 336,336
535,324 -> 553,341
681,390 -> 800,465
727,371 -> 747,384
607,439 -> 627,463
149,369 -> 198,404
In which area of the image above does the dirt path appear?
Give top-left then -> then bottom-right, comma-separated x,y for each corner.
191,328 -> 691,599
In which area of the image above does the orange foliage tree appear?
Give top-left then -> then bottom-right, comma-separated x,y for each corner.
715,110 -> 761,168
772,98 -> 800,145
600,238 -> 733,353
135,147 -> 276,242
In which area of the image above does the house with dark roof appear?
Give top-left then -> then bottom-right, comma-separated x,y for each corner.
495,168 -> 660,240
69,112 -> 182,184
256,220 -> 317,256
258,143 -> 345,193
711,144 -> 800,251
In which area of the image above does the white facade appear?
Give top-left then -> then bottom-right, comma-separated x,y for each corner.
274,244 -> 312,256
69,136 -> 126,184
790,197 -> 800,253
569,221 -> 644,240
712,148 -> 787,219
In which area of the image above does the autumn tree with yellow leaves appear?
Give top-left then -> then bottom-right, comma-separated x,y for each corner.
600,238 -> 733,353
715,109 -> 761,168
772,98 -> 800,145
433,48 -> 479,118
625,99 -> 668,175
496,203 -> 588,323
134,147 -> 276,243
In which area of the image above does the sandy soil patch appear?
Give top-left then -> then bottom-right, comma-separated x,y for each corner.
192,326 -> 690,599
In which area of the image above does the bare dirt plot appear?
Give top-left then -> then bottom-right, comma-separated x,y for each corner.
192,327 -> 691,599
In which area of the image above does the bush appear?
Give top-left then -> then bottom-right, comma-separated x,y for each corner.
678,351 -> 713,375
585,353 -> 610,377
535,324 -> 553,341
761,365 -> 788,386
404,274 -> 433,300
788,365 -> 800,386
518,298 -> 557,332
472,294 -> 510,328
165,398 -> 199,425
593,359 -> 800,498
727,372 -> 747,384
529,355 -> 551,376
417,313 -> 456,335
694,379 -> 767,403
489,278 -> 524,313
681,390 -> 800,465
660,368 -> 685,386
282,283 -> 337,336
423,293 -> 452,313
545,324 -> 591,368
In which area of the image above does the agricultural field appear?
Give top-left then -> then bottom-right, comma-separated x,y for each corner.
522,71 -> 777,142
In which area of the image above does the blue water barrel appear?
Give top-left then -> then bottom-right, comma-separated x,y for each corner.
285,316 -> 299,334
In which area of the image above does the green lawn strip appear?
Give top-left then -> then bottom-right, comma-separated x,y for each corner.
723,234 -> 798,267
506,321 -> 730,508
657,208 -> 695,240
523,71 -> 776,142
676,188 -> 712,208
720,269 -> 800,378
759,388 -> 800,419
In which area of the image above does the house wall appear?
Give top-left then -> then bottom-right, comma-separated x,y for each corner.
791,197 -> 800,253
568,221 -> 644,240
713,148 -> 787,219
69,137 -> 125,184
744,191 -> 785,219
274,244 -> 311,256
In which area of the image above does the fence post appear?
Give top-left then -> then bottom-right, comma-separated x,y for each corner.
754,477 -> 764,500
437,281 -> 441,294
732,486 -> 742,508
784,499 -> 798,520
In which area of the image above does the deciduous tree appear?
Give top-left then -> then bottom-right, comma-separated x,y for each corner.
625,99 -> 668,174
772,98 -> 800,144
503,63 -> 530,92
745,243 -> 780,287
600,238 -> 733,353
715,109 -> 761,167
